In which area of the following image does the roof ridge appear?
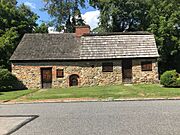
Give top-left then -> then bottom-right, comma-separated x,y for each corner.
24,33 -> 75,35
83,31 -> 153,36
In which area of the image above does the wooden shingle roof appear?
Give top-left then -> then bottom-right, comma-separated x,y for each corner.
10,32 -> 159,61
10,34 -> 80,60
80,34 -> 159,59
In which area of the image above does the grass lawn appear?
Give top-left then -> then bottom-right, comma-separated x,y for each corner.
0,89 -> 37,101
1,84 -> 180,102
24,84 -> 180,101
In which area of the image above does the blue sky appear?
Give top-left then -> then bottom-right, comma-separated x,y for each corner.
17,0 -> 99,29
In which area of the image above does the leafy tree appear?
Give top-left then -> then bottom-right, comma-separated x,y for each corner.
90,0 -> 180,73
17,4 -> 39,36
34,23 -> 48,33
147,0 -> 180,73
43,0 -> 86,32
90,0 -> 149,32
0,1 -> 39,69
0,28 -> 19,68
0,0 -> 17,5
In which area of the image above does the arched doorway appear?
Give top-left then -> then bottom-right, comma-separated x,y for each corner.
69,74 -> 79,86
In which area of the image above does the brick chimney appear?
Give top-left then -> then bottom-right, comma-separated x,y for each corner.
75,25 -> 90,37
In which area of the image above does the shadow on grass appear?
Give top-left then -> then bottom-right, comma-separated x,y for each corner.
0,76 -> 27,92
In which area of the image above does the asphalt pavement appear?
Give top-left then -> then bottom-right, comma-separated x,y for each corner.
0,100 -> 180,135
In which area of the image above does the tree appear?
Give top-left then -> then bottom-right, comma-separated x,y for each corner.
34,23 -> 48,33
147,0 -> 180,73
90,0 -> 149,32
43,0 -> 86,32
0,0 -> 17,6
90,0 -> 180,73
17,4 -> 39,36
0,28 -> 19,68
0,1 -> 39,69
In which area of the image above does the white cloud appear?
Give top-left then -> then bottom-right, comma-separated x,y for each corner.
24,2 -> 36,9
82,10 -> 100,30
48,10 -> 100,33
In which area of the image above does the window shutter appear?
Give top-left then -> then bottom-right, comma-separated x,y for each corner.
56,69 -> 64,78
141,61 -> 152,71
102,62 -> 113,72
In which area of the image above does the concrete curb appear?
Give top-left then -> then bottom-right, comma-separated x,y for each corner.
0,115 -> 39,135
1,97 -> 180,105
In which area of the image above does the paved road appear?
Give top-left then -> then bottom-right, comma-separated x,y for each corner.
0,101 -> 180,135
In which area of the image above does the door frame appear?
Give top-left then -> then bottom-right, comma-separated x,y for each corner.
122,59 -> 132,83
41,67 -> 52,89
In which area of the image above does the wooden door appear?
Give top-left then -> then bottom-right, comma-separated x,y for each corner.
41,68 -> 52,88
122,59 -> 132,83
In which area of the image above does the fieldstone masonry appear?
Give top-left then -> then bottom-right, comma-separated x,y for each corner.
12,59 -> 159,89
132,59 -> 159,83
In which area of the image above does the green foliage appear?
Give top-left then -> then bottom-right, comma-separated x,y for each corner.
17,4 -> 39,34
92,27 -> 106,33
176,77 -> 180,87
0,1 -> 39,69
0,28 -> 19,68
90,0 -> 180,73
0,68 -> 26,91
42,0 -> 86,32
0,0 -> 17,5
160,70 -> 180,87
34,23 -> 48,33
90,0 -> 149,32
147,0 -> 180,74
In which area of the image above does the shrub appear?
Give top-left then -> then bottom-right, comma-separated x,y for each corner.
160,70 -> 179,87
0,68 -> 26,91
176,77 -> 180,87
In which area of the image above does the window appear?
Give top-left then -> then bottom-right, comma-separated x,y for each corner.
141,61 -> 152,71
102,62 -> 113,72
56,69 -> 64,78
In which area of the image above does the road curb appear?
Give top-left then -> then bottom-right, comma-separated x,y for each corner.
1,97 -> 180,105
0,115 -> 39,135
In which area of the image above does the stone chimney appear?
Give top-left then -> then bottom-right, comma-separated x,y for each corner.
75,25 -> 90,37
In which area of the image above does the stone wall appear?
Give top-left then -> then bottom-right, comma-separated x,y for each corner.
12,65 -> 41,89
11,59 -> 159,89
132,59 -> 159,83
12,60 -> 122,89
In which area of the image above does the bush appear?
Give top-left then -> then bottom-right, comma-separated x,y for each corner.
176,77 -> 180,87
160,70 -> 180,87
0,68 -> 26,91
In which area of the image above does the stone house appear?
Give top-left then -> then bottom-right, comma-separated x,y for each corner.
10,26 -> 159,89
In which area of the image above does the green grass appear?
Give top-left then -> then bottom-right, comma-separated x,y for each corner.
25,84 -> 180,100
1,84 -> 180,102
0,89 -> 37,101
